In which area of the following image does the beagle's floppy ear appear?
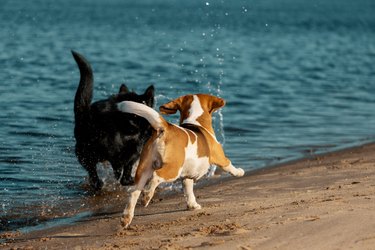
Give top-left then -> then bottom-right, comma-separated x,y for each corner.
210,96 -> 226,113
160,96 -> 185,115
159,100 -> 179,115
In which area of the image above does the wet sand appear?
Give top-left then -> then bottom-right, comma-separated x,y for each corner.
2,143 -> 375,250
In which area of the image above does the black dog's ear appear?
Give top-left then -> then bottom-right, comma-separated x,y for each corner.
144,85 -> 155,107
119,84 -> 129,94
144,85 -> 154,97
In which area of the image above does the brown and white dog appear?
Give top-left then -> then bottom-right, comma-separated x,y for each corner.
117,94 -> 244,228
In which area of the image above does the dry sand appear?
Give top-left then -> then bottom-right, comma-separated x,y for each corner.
2,143 -> 375,250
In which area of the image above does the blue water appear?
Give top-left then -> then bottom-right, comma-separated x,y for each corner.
1,0 -> 375,232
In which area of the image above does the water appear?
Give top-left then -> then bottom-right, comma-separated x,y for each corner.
1,0 -> 375,232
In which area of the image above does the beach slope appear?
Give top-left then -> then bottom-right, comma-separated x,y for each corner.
3,143 -> 375,249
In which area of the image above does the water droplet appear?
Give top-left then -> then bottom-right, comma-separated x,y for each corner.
205,2 -> 210,6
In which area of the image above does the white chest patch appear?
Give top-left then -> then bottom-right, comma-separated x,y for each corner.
182,95 -> 204,126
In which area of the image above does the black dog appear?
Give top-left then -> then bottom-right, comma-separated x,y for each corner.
72,51 -> 154,190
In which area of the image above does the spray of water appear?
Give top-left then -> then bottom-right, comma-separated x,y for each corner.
206,67 -> 226,176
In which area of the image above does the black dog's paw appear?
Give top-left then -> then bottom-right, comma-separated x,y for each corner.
89,177 -> 103,191
120,176 -> 135,186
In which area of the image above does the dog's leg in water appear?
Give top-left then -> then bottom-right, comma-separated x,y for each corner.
119,155 -> 139,186
142,174 -> 163,207
112,161 -> 134,186
120,168 -> 134,186
89,172 -> 103,191
183,178 -> 201,210
80,160 -> 103,191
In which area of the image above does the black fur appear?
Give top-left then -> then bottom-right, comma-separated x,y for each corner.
72,51 -> 154,191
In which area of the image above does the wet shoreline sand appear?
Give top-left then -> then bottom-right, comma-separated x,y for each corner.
2,142 -> 375,249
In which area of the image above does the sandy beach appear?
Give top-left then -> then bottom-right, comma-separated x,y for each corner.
2,142 -> 375,250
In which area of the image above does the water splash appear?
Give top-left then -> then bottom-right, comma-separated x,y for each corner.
205,66 -> 226,177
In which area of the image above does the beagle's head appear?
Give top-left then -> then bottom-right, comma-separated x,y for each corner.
159,94 -> 225,126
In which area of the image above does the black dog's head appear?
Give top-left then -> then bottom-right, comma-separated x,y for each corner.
92,84 -> 154,113
115,84 -> 154,107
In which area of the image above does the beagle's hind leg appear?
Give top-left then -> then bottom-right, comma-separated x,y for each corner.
121,188 -> 142,228
221,162 -> 245,177
122,140 -> 156,228
121,169 -> 153,228
211,143 -> 244,177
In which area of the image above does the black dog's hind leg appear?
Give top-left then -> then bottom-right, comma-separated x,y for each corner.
87,165 -> 103,191
80,159 -> 103,191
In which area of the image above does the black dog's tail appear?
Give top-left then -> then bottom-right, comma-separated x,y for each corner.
72,51 -> 93,122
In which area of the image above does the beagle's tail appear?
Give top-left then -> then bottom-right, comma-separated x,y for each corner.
117,101 -> 165,131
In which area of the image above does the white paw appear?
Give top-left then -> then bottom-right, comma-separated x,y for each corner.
236,168 -> 245,177
121,208 -> 134,228
121,214 -> 133,228
188,203 -> 202,210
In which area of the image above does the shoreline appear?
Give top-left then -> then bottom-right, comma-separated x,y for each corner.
2,141 -> 375,249
1,139 -> 372,234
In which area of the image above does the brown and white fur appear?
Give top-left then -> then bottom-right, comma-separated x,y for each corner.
117,94 -> 244,228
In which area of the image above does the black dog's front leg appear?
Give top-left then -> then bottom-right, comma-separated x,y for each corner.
120,165 -> 135,186
112,156 -> 138,186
